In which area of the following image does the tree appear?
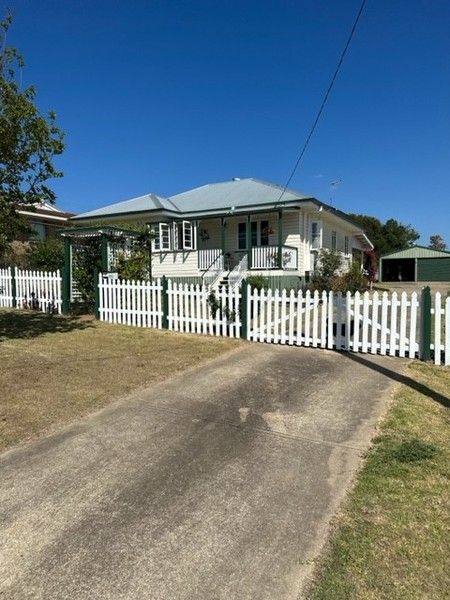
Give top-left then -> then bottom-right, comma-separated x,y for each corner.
0,13 -> 64,259
349,214 -> 420,257
429,235 -> 447,251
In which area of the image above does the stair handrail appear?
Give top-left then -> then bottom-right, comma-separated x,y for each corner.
228,253 -> 248,289
201,251 -> 225,288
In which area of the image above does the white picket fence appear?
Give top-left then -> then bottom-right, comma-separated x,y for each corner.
98,276 -> 162,328
0,268 -> 14,308
167,280 -> 241,337
0,267 -> 62,313
87,275 -> 450,366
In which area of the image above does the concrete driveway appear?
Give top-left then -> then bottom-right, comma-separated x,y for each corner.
0,344 -> 397,600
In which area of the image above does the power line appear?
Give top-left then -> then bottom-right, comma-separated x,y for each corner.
276,0 -> 367,203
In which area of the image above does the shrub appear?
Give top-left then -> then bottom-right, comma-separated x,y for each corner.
310,249 -> 342,291
246,274 -> 269,291
26,239 -> 64,272
116,250 -> 149,281
332,261 -> 366,293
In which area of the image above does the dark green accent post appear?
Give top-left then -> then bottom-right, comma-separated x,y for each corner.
62,236 -> 71,315
277,209 -> 283,269
94,267 -> 100,319
221,217 -> 226,258
100,233 -> 108,273
240,278 -> 248,339
246,215 -> 252,269
11,266 -> 17,308
161,275 -> 169,329
420,286 -> 432,361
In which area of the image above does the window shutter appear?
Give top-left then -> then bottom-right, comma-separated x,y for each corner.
152,223 -> 161,251
159,222 -> 171,250
172,222 -> 179,250
182,221 -> 194,250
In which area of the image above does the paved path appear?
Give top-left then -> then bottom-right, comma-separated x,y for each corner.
0,345 -> 397,599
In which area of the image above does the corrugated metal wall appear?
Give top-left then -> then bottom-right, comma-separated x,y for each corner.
417,257 -> 450,282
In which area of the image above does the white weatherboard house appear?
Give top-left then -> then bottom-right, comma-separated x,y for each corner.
72,178 -> 373,285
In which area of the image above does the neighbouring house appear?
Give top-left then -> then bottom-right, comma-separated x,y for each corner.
17,202 -> 75,241
380,245 -> 450,283
71,178 -> 373,284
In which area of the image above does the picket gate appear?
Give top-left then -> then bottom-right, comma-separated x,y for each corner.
248,288 -> 422,359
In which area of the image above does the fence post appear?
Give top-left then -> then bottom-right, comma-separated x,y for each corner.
61,237 -> 71,315
240,279 -> 248,340
161,275 -> 169,329
420,286 -> 432,361
94,268 -> 100,319
11,266 -> 17,308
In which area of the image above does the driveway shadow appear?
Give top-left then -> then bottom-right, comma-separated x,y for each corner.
340,352 -> 450,410
0,310 -> 94,342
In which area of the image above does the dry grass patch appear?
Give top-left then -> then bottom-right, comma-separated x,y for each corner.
309,361 -> 450,600
0,310 -> 242,452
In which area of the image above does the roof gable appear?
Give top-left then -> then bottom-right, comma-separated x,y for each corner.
381,245 -> 450,259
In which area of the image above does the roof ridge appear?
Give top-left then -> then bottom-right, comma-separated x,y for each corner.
248,177 -> 308,199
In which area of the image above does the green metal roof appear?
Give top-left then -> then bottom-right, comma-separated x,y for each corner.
381,245 -> 450,260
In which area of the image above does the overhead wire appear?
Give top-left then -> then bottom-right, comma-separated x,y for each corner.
275,0 -> 367,203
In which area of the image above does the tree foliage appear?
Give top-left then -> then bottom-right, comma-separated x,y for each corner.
311,249 -> 366,293
349,214 -> 420,257
26,239 -> 64,271
0,13 -> 64,258
429,235 -> 447,251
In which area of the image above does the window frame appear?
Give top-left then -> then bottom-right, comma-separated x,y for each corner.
331,230 -> 337,251
311,220 -> 322,249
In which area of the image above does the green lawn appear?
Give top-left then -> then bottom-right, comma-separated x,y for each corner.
309,362 -> 450,599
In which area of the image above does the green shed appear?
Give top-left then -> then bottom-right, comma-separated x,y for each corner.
380,246 -> 450,282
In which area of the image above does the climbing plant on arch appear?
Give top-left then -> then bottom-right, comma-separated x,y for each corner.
60,225 -> 153,313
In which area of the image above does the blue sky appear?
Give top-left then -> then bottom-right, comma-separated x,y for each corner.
6,0 -> 450,244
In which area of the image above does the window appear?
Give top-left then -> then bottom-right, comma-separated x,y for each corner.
238,222 -> 247,250
260,220 -> 269,246
152,221 -> 195,251
30,222 -> 46,241
182,220 -> 194,250
331,231 -> 337,250
311,221 -> 321,249
344,235 -> 349,255
251,222 -> 257,247
159,223 -> 171,250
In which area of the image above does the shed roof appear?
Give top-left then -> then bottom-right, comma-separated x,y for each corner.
381,245 -> 450,260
